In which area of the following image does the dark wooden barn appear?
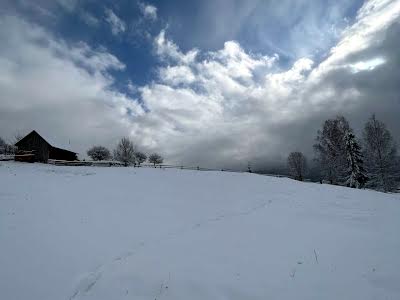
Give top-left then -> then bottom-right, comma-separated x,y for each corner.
15,130 -> 78,162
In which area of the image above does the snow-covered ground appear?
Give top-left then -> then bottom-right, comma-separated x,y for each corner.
0,162 -> 399,300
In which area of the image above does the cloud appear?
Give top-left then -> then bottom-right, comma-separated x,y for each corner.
19,1 -> 57,19
139,2 -> 158,21
56,0 -> 78,12
349,57 -> 385,73
309,0 -> 400,79
80,11 -> 100,27
163,0 -> 355,59
104,8 -> 126,36
159,65 -> 196,86
0,15 -> 143,155
154,30 -> 198,63
128,2 -> 159,45
1,0 -> 400,169
131,0 -> 400,168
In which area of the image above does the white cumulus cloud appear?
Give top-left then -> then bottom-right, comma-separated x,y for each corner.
0,15 -> 142,155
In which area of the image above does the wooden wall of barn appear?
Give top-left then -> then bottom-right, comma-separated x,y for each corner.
49,147 -> 77,161
16,134 -> 50,162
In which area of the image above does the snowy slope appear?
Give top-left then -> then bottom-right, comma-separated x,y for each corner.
0,162 -> 399,300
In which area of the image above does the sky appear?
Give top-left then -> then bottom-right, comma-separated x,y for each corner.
0,0 -> 399,169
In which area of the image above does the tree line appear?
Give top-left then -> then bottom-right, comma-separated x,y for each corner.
0,133 -> 24,155
287,114 -> 399,192
2,116 -> 398,193
87,137 -> 163,167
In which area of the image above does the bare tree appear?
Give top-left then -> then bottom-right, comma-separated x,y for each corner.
0,137 -> 17,155
113,137 -> 136,166
287,152 -> 307,181
148,153 -> 163,167
87,146 -> 111,161
0,137 -> 6,154
363,114 -> 398,192
12,132 -> 24,144
135,151 -> 147,166
314,116 -> 351,184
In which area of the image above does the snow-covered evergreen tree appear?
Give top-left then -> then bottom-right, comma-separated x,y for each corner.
344,132 -> 368,188
363,114 -> 398,192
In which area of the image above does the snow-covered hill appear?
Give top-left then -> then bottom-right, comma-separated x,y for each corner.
1,162 -> 399,300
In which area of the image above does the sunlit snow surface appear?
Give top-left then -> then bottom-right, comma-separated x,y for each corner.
1,162 -> 399,300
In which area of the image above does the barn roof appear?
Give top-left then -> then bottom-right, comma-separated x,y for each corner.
15,130 -> 49,147
15,130 -> 78,154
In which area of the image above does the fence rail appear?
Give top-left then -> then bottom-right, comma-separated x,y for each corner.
140,163 -> 241,173
47,160 -> 259,175
135,163 -> 289,179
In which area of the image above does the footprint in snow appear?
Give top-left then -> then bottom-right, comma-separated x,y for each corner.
69,271 -> 102,299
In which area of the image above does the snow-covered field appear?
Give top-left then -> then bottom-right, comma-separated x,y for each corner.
1,162 -> 399,300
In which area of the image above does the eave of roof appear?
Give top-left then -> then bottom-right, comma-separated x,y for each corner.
50,146 -> 78,154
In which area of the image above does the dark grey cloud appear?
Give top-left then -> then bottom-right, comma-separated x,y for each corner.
131,0 -> 400,168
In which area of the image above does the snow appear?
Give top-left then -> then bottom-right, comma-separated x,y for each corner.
1,162 -> 399,300
0,154 -> 14,161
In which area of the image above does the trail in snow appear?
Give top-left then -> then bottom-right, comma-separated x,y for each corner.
68,198 -> 274,299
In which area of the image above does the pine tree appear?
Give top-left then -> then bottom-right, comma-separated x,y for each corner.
344,132 -> 368,188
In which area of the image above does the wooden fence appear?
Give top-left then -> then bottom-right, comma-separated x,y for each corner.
3,154 -> 289,179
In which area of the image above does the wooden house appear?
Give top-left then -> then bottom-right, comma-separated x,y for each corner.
15,130 -> 78,162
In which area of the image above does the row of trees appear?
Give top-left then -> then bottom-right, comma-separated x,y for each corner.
87,137 -> 163,167
0,134 -> 22,155
287,114 -> 399,192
